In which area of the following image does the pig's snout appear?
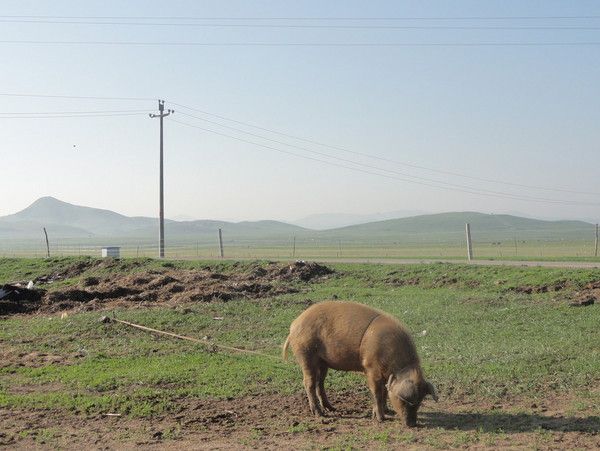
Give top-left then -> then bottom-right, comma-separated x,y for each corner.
404,408 -> 418,427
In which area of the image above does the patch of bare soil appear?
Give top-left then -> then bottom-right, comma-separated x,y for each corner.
385,273 -> 478,289
0,261 -> 334,316
385,271 -> 599,308
386,275 -> 422,287
504,279 -> 600,309
1,392 -> 599,450
0,284 -> 44,314
0,347 -> 86,369
569,281 -> 600,307
510,281 -> 569,295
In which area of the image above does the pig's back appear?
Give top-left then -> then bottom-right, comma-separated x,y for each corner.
290,301 -> 381,371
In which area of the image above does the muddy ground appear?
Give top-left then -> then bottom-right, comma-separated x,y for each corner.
1,390 -> 599,449
0,260 -> 334,315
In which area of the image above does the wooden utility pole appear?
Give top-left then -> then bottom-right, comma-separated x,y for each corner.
218,228 -> 224,258
595,224 -> 598,258
292,236 -> 296,258
465,223 -> 473,261
149,100 -> 174,258
43,227 -> 50,258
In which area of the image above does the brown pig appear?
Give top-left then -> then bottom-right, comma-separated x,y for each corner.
283,301 -> 438,426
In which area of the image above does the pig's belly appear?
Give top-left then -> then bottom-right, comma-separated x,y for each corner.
320,345 -> 365,372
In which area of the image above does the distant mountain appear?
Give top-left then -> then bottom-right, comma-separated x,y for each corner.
0,198 -> 594,245
128,219 -> 306,240
293,210 -> 426,230
0,197 -> 306,241
319,211 -> 594,242
0,197 -> 160,237
168,214 -> 198,222
0,220 -> 91,239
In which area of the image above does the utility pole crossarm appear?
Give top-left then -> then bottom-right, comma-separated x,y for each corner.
149,100 -> 174,259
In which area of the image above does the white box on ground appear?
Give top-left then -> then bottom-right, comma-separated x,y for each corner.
101,247 -> 120,258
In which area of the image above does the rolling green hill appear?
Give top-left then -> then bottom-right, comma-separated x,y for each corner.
319,212 -> 594,243
0,198 -> 594,246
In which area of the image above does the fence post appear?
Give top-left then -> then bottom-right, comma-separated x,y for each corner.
292,236 -> 296,258
218,228 -> 224,259
43,227 -> 50,258
595,224 -> 598,258
465,223 -> 473,261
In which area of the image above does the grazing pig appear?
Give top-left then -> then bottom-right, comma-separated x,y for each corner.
283,301 -> 438,426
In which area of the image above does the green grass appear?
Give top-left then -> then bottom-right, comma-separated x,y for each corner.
1,257 -> 600,447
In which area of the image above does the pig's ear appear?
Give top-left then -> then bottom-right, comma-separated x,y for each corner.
425,381 -> 439,402
386,374 -> 396,391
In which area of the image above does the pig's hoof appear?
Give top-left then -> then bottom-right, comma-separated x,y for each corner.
323,403 -> 336,412
371,410 -> 385,422
311,407 -> 325,417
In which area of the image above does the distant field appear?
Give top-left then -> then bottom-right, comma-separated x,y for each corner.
1,238 -> 598,262
1,257 -> 599,448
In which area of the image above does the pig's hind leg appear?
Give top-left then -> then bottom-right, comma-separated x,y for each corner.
299,353 -> 325,417
316,362 -> 335,412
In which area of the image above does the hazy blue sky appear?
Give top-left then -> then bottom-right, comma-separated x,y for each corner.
1,1 -> 599,222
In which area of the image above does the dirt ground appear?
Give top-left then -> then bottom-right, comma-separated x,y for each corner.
1,390 -> 599,450
0,260 -> 334,315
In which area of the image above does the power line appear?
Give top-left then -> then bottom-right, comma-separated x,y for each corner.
4,19 -> 600,30
0,93 -> 154,101
1,91 -> 596,197
0,109 -> 147,115
170,102 -> 600,197
169,118 -> 600,207
2,15 -> 600,20
2,40 -> 600,47
0,112 -> 146,119
174,110 -> 585,203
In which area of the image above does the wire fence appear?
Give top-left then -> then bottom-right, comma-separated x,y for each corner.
1,234 -> 598,261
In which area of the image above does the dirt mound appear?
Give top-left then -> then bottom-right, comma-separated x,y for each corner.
270,261 -> 334,282
385,274 -> 462,288
0,284 -> 45,315
1,261 -> 334,315
569,281 -> 600,307
510,281 -> 568,294
33,258 -> 149,285
505,279 -> 600,307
